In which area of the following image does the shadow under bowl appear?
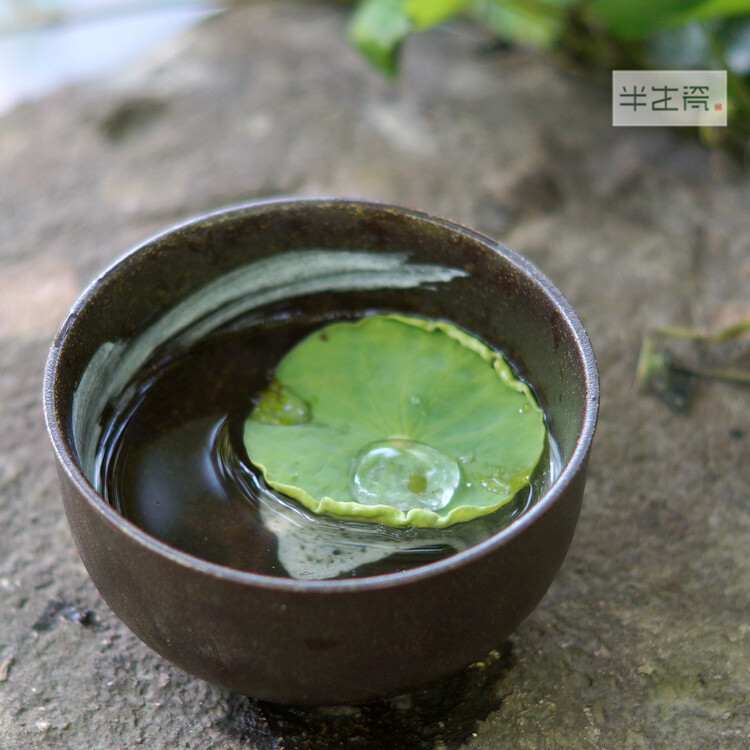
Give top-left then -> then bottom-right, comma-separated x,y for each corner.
43,198 -> 598,705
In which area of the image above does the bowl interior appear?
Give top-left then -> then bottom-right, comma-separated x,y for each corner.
48,198 -> 597,572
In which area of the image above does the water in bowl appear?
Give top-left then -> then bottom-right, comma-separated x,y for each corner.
98,311 -> 561,580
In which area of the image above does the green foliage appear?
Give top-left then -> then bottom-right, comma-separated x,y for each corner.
636,317 -> 750,410
405,0 -> 472,28
244,314 -> 546,528
588,0 -> 708,39
348,0 -> 414,76
672,0 -> 750,22
348,0 -> 750,154
471,0 -> 570,49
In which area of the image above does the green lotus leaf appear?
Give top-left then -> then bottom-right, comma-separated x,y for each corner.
243,314 -> 546,528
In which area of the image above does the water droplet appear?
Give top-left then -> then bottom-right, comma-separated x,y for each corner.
250,380 -> 311,426
479,469 -> 511,495
519,403 -> 531,414
348,438 -> 461,513
409,395 -> 421,406
458,452 -> 475,464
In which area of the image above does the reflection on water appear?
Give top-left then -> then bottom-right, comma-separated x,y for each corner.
0,1 -> 221,115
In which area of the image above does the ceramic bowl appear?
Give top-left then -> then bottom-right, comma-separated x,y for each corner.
44,198 -> 598,704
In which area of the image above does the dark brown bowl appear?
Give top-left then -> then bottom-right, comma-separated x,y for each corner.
43,198 -> 598,705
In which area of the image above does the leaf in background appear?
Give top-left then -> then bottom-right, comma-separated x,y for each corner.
635,335 -> 695,411
244,314 -> 546,528
405,0 -> 472,29
637,316 -> 750,409
589,0 -> 707,39
469,0 -> 569,50
348,0 -> 415,76
672,0 -> 750,23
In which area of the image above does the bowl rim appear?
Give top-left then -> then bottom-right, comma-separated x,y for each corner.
43,196 -> 599,593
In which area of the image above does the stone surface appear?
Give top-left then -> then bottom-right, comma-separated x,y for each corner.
0,1 -> 748,747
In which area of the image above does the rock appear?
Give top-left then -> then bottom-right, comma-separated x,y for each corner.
0,1 -> 747,747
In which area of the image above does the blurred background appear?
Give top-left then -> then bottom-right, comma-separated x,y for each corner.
2,1 -> 748,149
0,2 -> 748,749
0,0 -> 221,114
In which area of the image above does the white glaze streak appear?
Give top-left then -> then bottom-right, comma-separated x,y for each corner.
72,250 -> 467,483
